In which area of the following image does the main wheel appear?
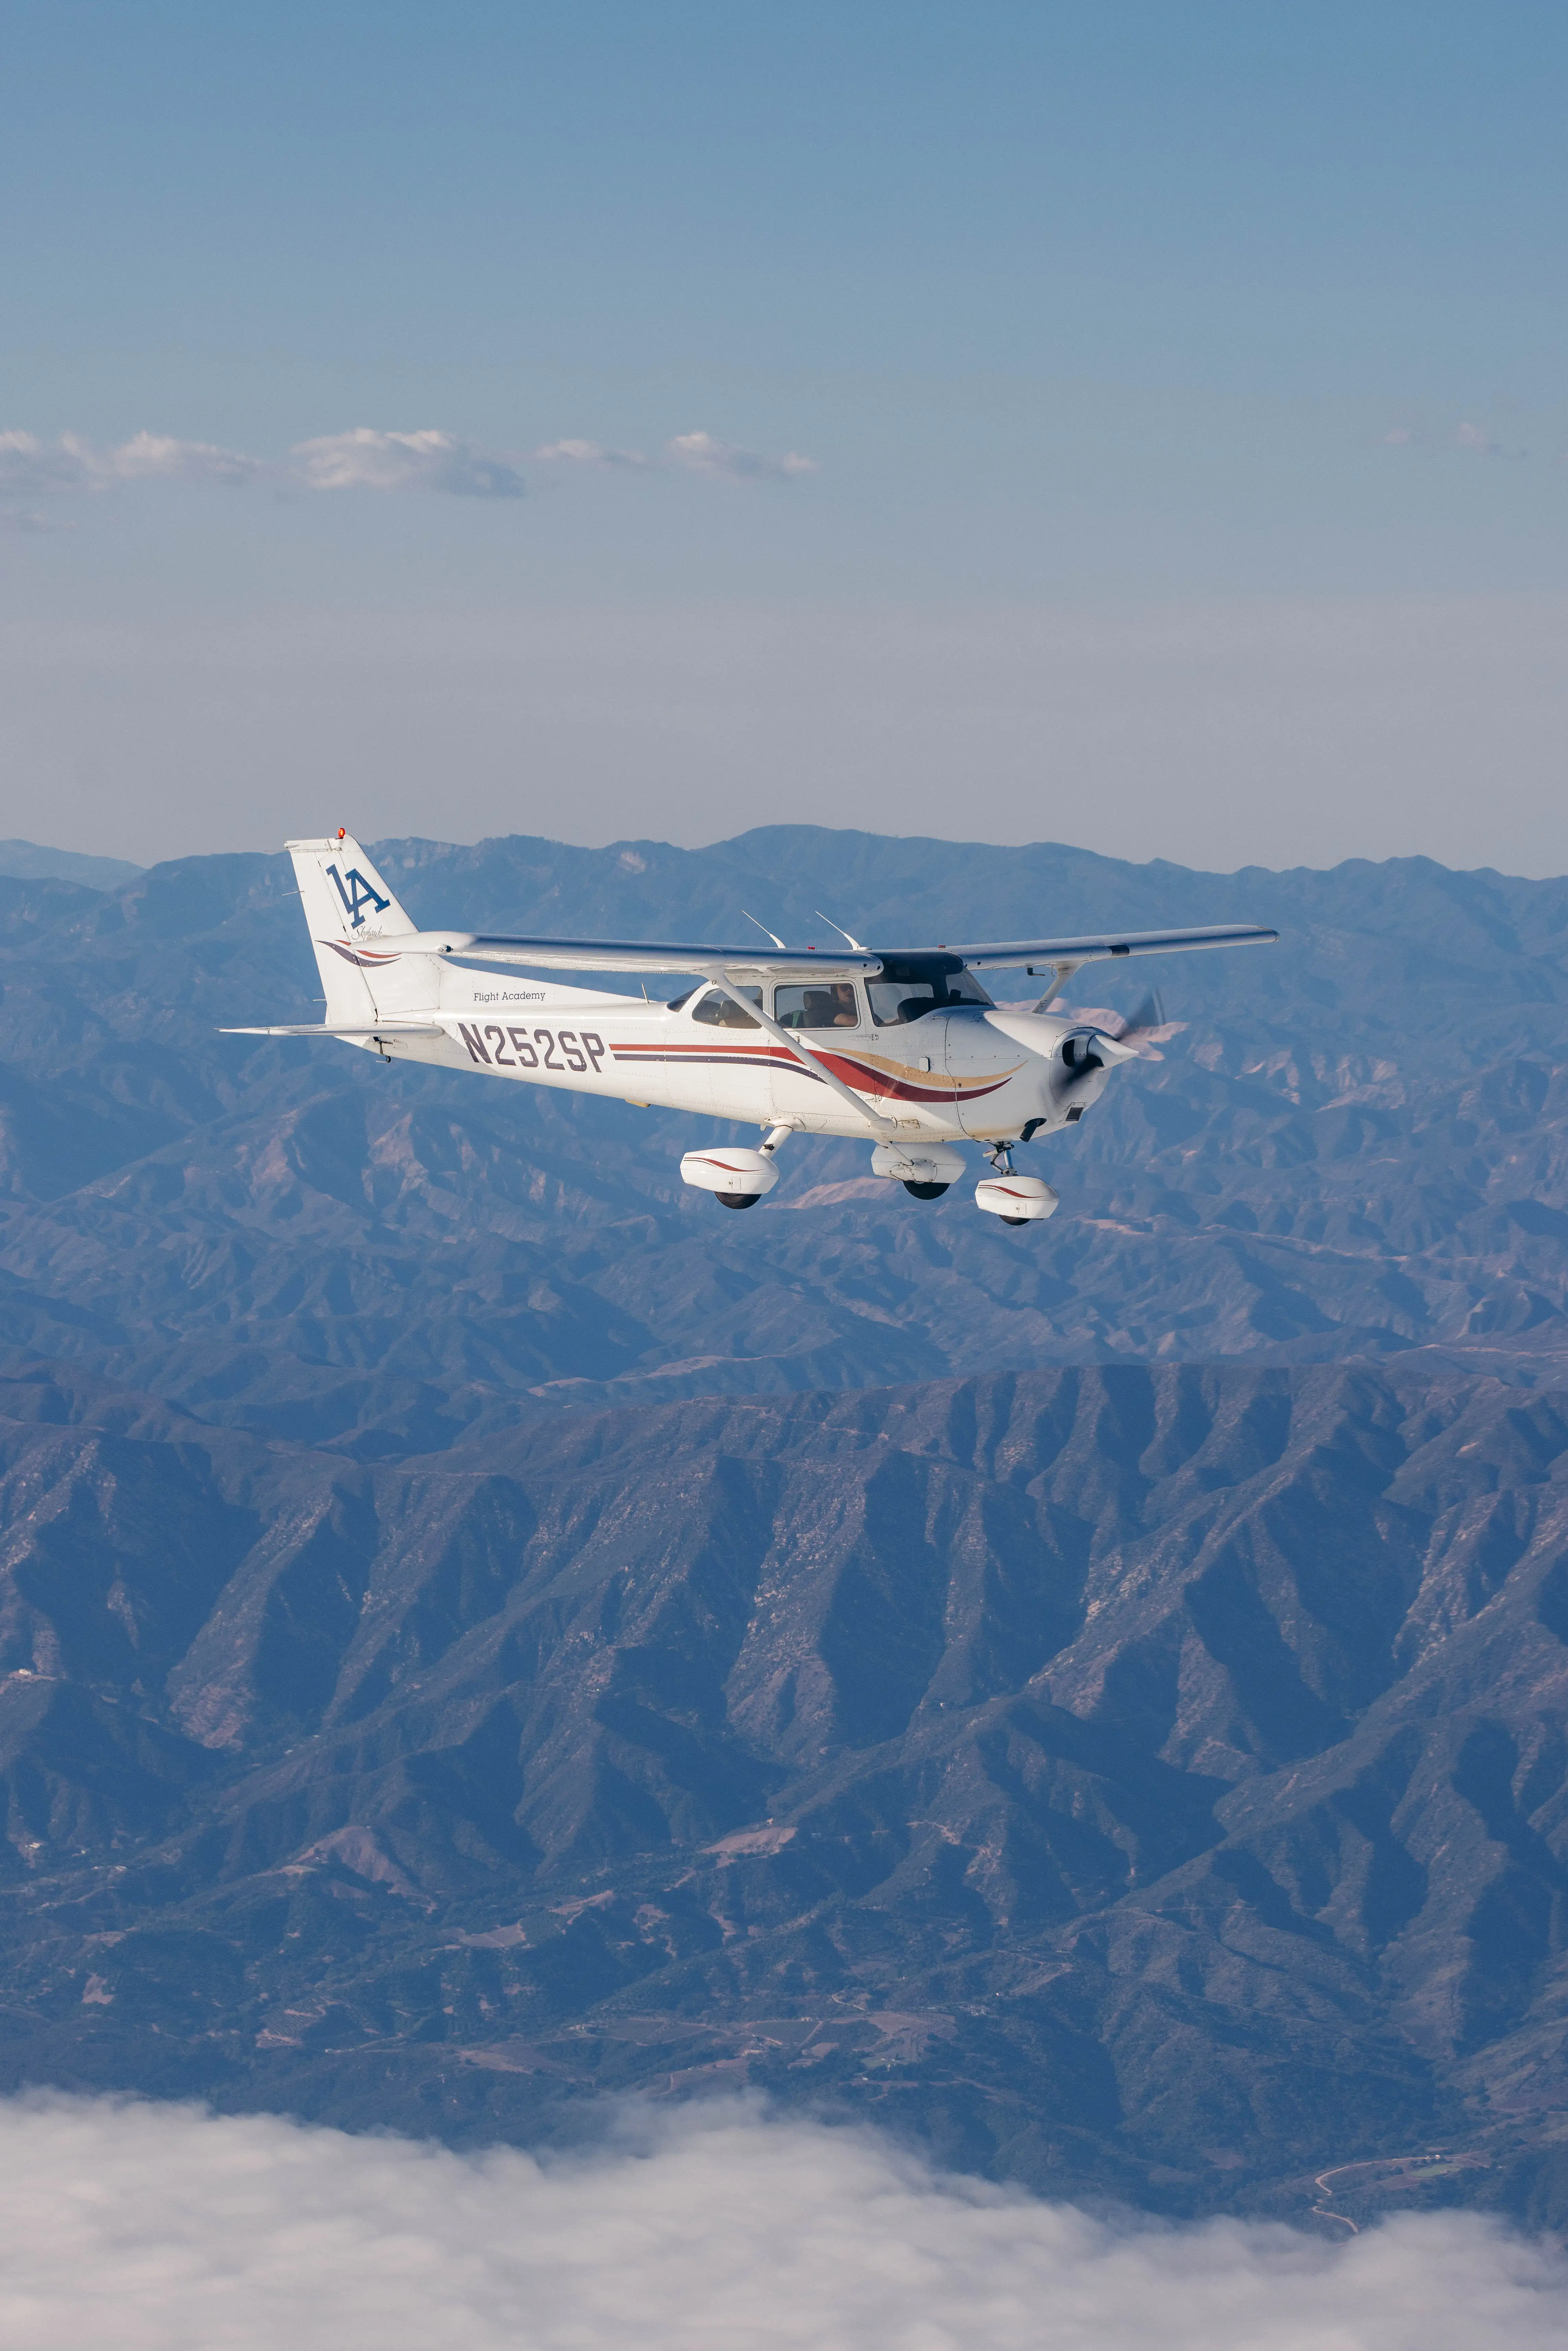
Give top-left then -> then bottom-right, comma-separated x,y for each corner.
902,1180 -> 950,1200
1000,1214 -> 1030,1226
717,1192 -> 762,1210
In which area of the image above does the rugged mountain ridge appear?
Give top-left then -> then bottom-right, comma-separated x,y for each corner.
2,1353 -> 1567,2228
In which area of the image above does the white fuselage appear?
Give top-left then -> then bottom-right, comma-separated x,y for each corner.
346,965 -> 1108,1143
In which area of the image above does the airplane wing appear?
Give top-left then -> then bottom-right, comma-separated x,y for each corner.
946,924 -> 1278,971
398,924 -> 1273,977
400,933 -> 880,978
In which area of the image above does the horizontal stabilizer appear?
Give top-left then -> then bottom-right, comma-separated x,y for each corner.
220,1022 -> 445,1039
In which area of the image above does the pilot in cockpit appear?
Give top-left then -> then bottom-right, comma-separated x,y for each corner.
804,985 -> 858,1028
775,982 -> 861,1031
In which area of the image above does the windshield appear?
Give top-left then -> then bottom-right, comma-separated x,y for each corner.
867,961 -> 993,1026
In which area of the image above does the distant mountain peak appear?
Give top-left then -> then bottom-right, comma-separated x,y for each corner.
0,840 -> 143,890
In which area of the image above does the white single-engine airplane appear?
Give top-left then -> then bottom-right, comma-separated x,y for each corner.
226,832 -> 1277,1224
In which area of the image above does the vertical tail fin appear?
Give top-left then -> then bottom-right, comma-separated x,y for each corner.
287,834 -> 432,1020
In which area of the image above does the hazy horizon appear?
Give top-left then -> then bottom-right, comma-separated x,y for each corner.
5,4 -> 1568,874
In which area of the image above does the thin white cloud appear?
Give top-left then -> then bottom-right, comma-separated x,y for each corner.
1451,421 -> 1526,459
288,427 -> 526,497
0,424 -> 817,506
0,2093 -> 1563,2351
0,507 -> 76,534
535,433 -> 817,480
0,430 -> 105,494
664,428 -> 817,480
1374,419 -> 1525,460
0,428 -> 259,492
532,437 -> 652,470
110,430 -> 262,484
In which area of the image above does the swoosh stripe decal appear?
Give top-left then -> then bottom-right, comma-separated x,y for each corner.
606,1042 -> 1015,1104
319,938 -> 405,968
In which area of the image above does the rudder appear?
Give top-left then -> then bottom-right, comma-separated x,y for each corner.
287,834 -> 428,1020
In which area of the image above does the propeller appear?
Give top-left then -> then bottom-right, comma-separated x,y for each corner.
1056,1030 -> 1131,1096
1099,989 -> 1179,1058
1056,997 -> 1155,1094
1109,988 -> 1165,1045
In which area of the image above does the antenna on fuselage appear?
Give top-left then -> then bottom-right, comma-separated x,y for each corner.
814,911 -> 867,953
743,911 -> 788,950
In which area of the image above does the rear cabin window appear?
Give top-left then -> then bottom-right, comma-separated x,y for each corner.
691,987 -> 762,1029
773,982 -> 861,1030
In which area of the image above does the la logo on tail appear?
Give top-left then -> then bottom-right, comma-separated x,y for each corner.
326,862 -> 391,930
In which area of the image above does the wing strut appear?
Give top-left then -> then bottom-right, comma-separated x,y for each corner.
1030,962 -> 1081,1014
705,971 -> 898,1140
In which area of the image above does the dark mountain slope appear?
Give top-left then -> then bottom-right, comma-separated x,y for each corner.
0,834 -> 1566,1446
2,1355 -> 1567,2226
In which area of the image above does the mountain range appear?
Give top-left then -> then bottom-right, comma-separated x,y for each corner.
1,828 -> 1566,2231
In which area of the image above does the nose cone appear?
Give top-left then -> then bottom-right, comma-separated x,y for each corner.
1050,1028 -> 1120,1114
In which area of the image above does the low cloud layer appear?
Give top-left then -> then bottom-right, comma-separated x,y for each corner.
0,2092 -> 1562,2351
0,422 -> 814,505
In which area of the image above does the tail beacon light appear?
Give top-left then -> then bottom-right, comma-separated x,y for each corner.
680,1146 -> 781,1210
975,1174 -> 1059,1227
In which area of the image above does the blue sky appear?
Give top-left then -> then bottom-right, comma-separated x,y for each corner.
3,2 -> 1566,869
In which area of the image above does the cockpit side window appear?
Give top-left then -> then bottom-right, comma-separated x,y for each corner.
773,982 -> 861,1030
867,960 -> 994,1025
867,980 -> 937,1025
691,986 -> 763,1029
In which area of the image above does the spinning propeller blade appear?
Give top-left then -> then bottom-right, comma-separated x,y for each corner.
1109,988 -> 1167,1047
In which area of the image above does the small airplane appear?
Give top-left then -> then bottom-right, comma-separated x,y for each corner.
225,831 -> 1277,1224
